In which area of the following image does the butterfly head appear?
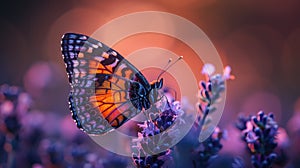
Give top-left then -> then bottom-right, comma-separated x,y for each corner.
148,78 -> 163,105
150,78 -> 163,89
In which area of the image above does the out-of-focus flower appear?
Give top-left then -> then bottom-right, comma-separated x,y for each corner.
0,83 -> 132,167
191,127 -> 225,167
236,115 -> 251,131
0,101 -> 14,116
197,64 -> 234,141
236,111 -> 278,168
183,64 -> 233,167
0,84 -> 21,102
273,128 -> 289,167
170,64 -> 233,168
46,142 -> 65,166
132,149 -> 171,168
16,93 -> 31,117
0,84 -> 25,167
223,66 -> 235,80
201,63 -> 215,76
245,131 -> 258,144
4,115 -> 21,134
102,153 -> 129,168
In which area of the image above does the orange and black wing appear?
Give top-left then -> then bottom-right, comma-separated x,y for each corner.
61,33 -> 151,135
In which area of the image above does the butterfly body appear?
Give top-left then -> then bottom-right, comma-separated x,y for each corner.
61,33 -> 163,134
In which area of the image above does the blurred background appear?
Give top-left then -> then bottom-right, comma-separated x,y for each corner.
1,0 -> 300,167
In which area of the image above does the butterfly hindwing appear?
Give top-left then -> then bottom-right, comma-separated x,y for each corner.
61,33 -> 152,134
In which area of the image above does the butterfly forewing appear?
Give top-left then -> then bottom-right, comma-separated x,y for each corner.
61,33 -> 151,134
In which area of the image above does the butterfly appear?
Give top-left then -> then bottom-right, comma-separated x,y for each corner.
61,33 -> 165,135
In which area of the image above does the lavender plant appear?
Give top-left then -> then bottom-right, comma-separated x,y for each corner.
236,111 -> 279,168
0,84 -> 132,167
0,84 -> 30,168
191,127 -> 224,167
0,64 -> 238,168
191,64 -> 234,168
132,100 -> 183,168
196,64 -> 234,137
133,64 -> 234,168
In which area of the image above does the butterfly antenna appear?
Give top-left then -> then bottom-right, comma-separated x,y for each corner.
157,56 -> 183,81
162,58 -> 173,71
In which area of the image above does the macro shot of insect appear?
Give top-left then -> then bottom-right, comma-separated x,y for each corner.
61,33 -> 181,135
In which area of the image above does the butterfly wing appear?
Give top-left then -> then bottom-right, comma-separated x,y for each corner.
61,33 -> 151,134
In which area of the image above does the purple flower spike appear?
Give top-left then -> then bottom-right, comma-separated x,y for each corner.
132,100 -> 182,168
236,111 -> 279,168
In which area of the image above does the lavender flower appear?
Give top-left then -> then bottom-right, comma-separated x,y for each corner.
132,148 -> 171,168
0,83 -> 132,167
236,111 -> 278,168
102,153 -> 129,168
132,100 -> 182,168
197,64 -> 234,140
192,127 -> 224,168
0,84 -> 30,167
189,64 -> 233,168
46,142 -> 65,166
